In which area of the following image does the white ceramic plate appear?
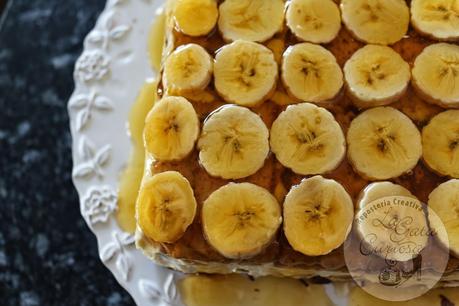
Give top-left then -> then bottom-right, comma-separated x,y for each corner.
68,1 -> 348,305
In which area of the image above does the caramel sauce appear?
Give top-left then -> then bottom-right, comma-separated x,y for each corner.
179,274 -> 334,306
179,275 -> 459,306
116,80 -> 158,233
349,286 -> 459,306
148,10 -> 167,72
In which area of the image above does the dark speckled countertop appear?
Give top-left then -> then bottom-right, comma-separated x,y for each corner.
0,1 -> 134,305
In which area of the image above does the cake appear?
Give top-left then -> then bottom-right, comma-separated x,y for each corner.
135,0 -> 459,286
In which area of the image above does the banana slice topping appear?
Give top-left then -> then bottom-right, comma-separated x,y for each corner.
202,182 -> 282,259
428,179 -> 459,257
412,43 -> 459,108
344,45 -> 411,109
163,43 -> 213,94
214,40 -> 278,107
411,0 -> 459,41
283,175 -> 354,256
144,96 -> 200,162
198,105 -> 269,179
286,0 -> 341,44
341,0 -> 410,45
347,107 -> 422,180
173,0 -> 219,37
422,110 -> 459,177
137,171 -> 197,243
356,182 -> 428,262
270,103 -> 346,175
218,0 -> 285,42
281,43 -> 343,104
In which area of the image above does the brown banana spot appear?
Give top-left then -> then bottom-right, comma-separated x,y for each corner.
449,139 -> 459,151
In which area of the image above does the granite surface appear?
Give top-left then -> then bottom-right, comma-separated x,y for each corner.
0,1 -> 134,305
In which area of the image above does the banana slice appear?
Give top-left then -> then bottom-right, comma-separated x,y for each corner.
411,0 -> 459,41
283,175 -> 354,256
214,40 -> 278,107
412,43 -> 459,108
173,0 -> 219,37
347,107 -> 422,180
428,179 -> 459,257
218,0 -> 285,42
270,103 -> 346,175
202,182 -> 282,259
356,182 -> 428,261
198,105 -> 269,179
137,171 -> 197,243
422,110 -> 459,177
341,0 -> 410,45
144,96 -> 200,162
163,43 -> 213,94
286,0 -> 341,44
344,45 -> 411,109
281,43 -> 343,103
